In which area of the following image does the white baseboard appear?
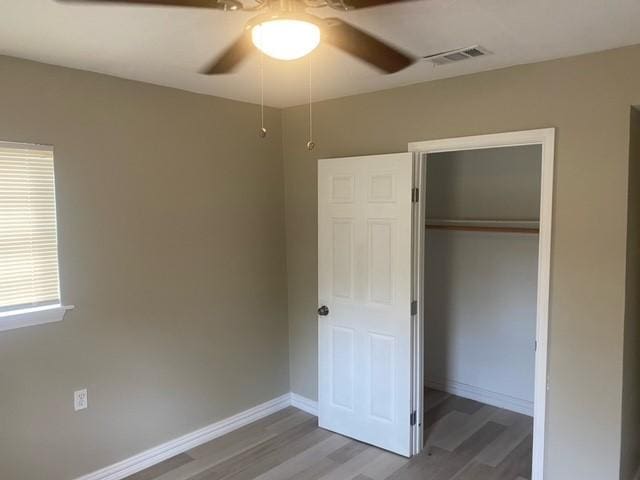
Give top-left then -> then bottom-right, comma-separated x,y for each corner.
290,392 -> 318,416
75,393 -> 291,480
427,378 -> 534,416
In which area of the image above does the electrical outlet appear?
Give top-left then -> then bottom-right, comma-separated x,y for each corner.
74,389 -> 88,411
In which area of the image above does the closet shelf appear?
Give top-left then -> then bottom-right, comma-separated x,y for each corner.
426,219 -> 540,234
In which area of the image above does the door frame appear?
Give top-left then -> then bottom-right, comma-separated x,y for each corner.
408,128 -> 555,480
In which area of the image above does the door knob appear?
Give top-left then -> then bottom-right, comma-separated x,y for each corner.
318,305 -> 330,316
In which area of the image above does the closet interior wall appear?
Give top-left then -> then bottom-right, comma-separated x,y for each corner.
424,145 -> 542,414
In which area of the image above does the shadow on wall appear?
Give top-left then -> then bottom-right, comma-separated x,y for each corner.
620,106 -> 640,480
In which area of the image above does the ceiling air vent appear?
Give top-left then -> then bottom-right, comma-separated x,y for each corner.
424,45 -> 492,66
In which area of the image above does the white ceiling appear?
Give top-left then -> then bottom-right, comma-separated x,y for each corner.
2,0 -> 640,107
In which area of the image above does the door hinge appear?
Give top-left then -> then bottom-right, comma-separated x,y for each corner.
534,340 -> 537,352
411,300 -> 417,315
410,410 -> 417,426
411,187 -> 419,203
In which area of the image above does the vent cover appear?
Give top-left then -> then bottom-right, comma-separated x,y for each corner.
423,45 -> 492,66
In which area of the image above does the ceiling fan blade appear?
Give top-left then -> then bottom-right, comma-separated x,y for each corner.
340,0 -> 415,8
201,33 -> 253,74
324,18 -> 414,74
56,0 -> 224,8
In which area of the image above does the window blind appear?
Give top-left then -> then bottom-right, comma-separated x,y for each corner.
0,143 -> 61,313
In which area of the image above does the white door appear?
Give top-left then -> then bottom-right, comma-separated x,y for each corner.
318,152 -> 415,457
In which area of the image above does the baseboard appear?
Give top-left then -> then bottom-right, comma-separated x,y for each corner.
74,393 -> 291,480
427,378 -> 534,416
290,392 -> 319,416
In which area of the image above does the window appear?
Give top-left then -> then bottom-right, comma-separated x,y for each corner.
0,142 -> 71,331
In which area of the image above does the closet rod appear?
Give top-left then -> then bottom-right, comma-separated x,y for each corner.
426,224 -> 539,234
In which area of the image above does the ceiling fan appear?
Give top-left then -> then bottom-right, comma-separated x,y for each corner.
57,0 -> 416,74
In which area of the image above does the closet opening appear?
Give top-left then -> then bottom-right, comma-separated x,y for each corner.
409,129 -> 555,480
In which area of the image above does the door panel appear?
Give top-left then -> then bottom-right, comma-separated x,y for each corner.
318,153 -> 414,457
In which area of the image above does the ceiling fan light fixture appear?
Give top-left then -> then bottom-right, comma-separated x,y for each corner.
251,18 -> 321,61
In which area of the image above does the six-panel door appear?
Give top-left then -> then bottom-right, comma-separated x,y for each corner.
318,153 -> 414,457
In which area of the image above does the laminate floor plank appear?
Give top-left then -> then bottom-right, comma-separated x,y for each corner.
219,427 -> 333,480
432,406 -> 501,452
123,390 -> 532,480
490,409 -> 522,428
316,447 -> 383,480
490,435 -> 533,480
449,461 -> 495,480
474,416 -> 533,467
425,411 -> 470,447
327,440 -> 370,464
426,422 -> 506,480
385,446 -> 451,480
252,434 -> 350,480
125,453 -> 194,480
282,456 -> 338,480
207,419 -> 328,480
188,408 -> 310,460
424,394 -> 484,429
425,389 -> 451,411
152,410 -> 313,480
356,451 -> 408,480
189,418 -> 320,480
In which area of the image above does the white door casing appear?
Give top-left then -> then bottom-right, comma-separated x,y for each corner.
408,128 -> 555,479
318,153 -> 414,457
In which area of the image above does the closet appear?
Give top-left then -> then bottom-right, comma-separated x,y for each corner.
423,145 -> 542,456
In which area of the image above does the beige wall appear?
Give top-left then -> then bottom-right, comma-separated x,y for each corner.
0,55 -> 289,480
283,45 -> 640,479
621,106 -> 640,480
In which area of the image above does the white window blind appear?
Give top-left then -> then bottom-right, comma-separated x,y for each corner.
0,142 -> 61,313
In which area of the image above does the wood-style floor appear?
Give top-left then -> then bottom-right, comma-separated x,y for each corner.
124,390 -> 533,480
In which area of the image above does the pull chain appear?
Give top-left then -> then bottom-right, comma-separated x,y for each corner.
259,52 -> 267,138
306,55 -> 315,151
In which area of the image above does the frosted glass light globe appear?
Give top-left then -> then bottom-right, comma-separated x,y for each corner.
251,19 -> 321,61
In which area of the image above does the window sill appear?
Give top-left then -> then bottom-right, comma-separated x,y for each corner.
0,305 -> 74,332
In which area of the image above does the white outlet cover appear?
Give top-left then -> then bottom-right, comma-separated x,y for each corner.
74,389 -> 88,411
